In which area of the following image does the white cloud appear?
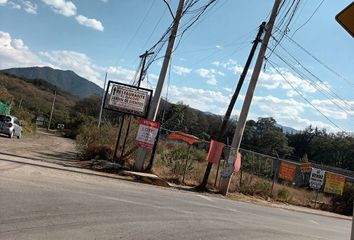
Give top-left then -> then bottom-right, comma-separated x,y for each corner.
22,1 -> 37,14
206,78 -> 217,85
224,87 -> 233,93
172,65 -> 192,76
196,68 -> 223,86
9,1 -> 21,9
100,0 -> 108,3
0,0 -> 8,6
0,31 -> 44,68
216,45 -> 224,50
168,85 -> 230,114
311,99 -> 354,120
39,50 -> 104,86
75,15 -> 104,32
42,0 -> 76,17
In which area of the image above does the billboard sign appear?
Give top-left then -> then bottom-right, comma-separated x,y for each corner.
136,118 -> 160,150
324,172 -> 345,195
278,161 -> 297,181
103,81 -> 152,117
309,168 -> 325,190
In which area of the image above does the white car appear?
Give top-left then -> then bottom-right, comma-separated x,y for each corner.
0,115 -> 22,139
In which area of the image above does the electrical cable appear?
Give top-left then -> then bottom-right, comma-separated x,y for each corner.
266,59 -> 345,132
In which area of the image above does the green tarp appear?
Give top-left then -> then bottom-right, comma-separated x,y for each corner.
0,100 -> 11,115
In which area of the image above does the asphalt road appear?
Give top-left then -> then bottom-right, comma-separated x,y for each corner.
0,158 -> 350,240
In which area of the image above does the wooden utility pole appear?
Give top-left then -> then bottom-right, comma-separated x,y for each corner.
47,90 -> 56,131
137,51 -> 154,88
134,0 -> 185,171
197,22 -> 266,191
219,0 -> 283,195
118,51 -> 154,165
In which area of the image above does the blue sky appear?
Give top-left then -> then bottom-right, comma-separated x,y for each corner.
1,0 -> 354,133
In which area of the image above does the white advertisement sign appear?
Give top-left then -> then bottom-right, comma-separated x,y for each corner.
309,168 -> 325,190
136,119 -> 160,150
109,85 -> 148,115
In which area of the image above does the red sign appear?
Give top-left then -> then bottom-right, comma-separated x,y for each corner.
206,140 -> 224,164
136,118 -> 160,149
278,161 -> 296,181
234,152 -> 241,173
167,131 -> 202,145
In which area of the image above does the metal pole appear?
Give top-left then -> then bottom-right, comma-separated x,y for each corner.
119,115 -> 132,162
47,90 -> 56,131
219,0 -> 283,195
98,72 -> 108,128
145,127 -> 161,172
113,115 -> 125,163
134,0 -> 185,171
182,145 -> 192,184
198,22 -> 266,192
314,190 -> 319,209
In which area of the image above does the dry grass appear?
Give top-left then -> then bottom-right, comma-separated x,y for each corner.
152,139 -> 332,210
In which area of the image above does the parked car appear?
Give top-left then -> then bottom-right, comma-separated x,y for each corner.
0,115 -> 22,139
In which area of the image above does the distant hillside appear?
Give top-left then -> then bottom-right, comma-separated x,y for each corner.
1,66 -> 102,98
0,72 -> 78,116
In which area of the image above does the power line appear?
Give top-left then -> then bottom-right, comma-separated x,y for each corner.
284,34 -> 354,88
269,35 -> 353,112
266,59 -> 345,132
291,0 -> 325,37
268,49 -> 354,118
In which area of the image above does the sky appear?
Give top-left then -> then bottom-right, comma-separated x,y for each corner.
0,0 -> 354,133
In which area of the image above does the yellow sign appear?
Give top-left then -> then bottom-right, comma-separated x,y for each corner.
324,172 -> 345,195
336,2 -> 354,38
279,162 -> 297,181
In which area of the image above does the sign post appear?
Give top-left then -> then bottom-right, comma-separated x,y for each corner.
324,172 -> 345,195
278,161 -> 297,182
309,168 -> 325,190
309,168 -> 325,209
136,119 -> 160,150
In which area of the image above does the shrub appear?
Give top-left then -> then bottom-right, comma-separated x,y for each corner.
192,148 -> 207,162
277,188 -> 290,201
160,144 -> 194,182
76,122 -> 117,160
82,144 -> 114,160
254,181 -> 272,198
331,183 -> 354,216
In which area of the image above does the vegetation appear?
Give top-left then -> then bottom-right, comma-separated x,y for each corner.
2,72 -> 354,215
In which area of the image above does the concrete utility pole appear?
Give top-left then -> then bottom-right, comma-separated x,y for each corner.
197,22 -> 266,191
98,72 -> 108,128
219,0 -> 283,195
47,89 -> 56,131
134,0 -> 185,171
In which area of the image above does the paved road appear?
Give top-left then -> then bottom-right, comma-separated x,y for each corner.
0,158 -> 350,240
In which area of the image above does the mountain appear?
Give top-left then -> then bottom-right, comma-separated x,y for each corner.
275,123 -> 299,135
1,66 -> 102,98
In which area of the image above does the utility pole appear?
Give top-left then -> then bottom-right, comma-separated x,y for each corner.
138,51 -> 154,88
98,72 -> 108,128
118,51 -> 154,165
48,89 -> 56,131
219,0 -> 283,195
134,0 -> 185,171
197,22 -> 266,191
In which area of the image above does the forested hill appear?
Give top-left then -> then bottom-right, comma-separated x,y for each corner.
1,66 -> 102,98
